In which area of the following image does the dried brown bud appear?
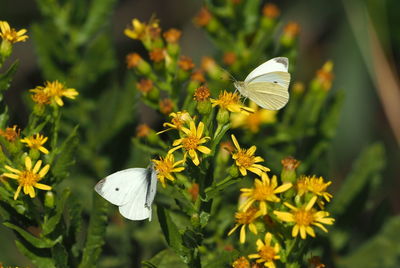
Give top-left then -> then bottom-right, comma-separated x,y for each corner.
194,85 -> 211,101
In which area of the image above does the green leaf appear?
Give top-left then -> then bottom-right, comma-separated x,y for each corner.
69,34 -> 116,89
157,206 -> 193,264
0,61 -> 19,92
67,194 -> 84,258
52,243 -> 69,268
0,105 -> 9,128
15,239 -> 55,268
87,82 -> 135,148
75,0 -> 118,45
321,90 -> 345,139
329,143 -> 385,216
31,23 -> 67,81
78,192 -> 109,268
51,125 -> 79,181
42,189 -> 71,235
337,216 -> 400,268
3,222 -> 62,248
142,249 -> 187,268
182,229 -> 203,249
243,0 -> 261,33
157,205 -> 184,252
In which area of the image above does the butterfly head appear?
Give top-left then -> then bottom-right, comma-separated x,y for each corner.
233,81 -> 247,97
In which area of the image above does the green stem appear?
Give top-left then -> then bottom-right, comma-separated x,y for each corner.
285,236 -> 299,264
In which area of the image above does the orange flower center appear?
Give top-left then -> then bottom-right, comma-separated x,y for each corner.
32,91 -> 50,105
259,245 -> 276,261
232,256 -> 250,268
28,139 -> 43,149
235,207 -> 258,224
155,159 -> 174,176
19,171 -> 39,186
182,135 -> 200,150
2,30 -> 19,42
294,209 -> 314,226
252,184 -> 274,201
235,151 -> 255,168
308,180 -> 327,193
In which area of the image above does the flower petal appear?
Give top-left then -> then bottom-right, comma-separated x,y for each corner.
25,157 -> 32,171
39,164 -> 50,178
13,185 -> 22,200
34,183 -> 52,190
197,146 -> 211,154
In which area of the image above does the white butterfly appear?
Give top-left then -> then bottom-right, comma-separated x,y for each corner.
234,57 -> 291,110
94,166 -> 158,221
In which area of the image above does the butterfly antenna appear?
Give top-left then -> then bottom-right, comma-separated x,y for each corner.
219,67 -> 237,82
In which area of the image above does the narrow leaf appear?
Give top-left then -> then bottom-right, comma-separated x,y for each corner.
4,222 -> 62,248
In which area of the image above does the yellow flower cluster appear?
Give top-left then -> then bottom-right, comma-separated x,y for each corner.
3,156 -> 51,200
228,157 -> 334,267
1,129 -> 52,200
0,21 -> 28,44
30,80 -> 78,107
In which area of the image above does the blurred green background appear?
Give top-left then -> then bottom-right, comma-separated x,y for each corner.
1,0 -> 399,266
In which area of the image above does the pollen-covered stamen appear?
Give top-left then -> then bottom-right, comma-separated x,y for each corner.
252,185 -> 275,200
155,159 -> 174,174
19,171 -> 40,186
235,151 -> 255,168
182,136 -> 200,150
294,209 -> 314,226
235,207 -> 259,224
259,245 -> 276,261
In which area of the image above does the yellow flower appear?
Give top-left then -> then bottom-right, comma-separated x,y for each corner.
0,21 -> 28,43
231,134 -> 270,176
124,18 -> 159,40
248,233 -> 281,268
30,81 -> 78,106
152,154 -> 185,188
20,134 -> 49,154
3,156 -> 51,200
295,176 -> 333,206
124,19 -> 147,40
211,91 -> 254,114
232,256 -> 250,268
168,121 -> 211,166
295,176 -> 309,197
228,207 -> 262,244
307,176 -> 333,203
231,101 -> 277,133
240,173 -> 292,214
157,111 -> 193,134
273,196 -> 335,239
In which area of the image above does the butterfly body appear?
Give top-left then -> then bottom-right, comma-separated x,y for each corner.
94,166 -> 157,221
234,57 -> 291,110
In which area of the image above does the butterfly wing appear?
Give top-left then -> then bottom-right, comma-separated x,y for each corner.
118,178 -> 151,221
244,57 -> 289,82
244,81 -> 290,110
94,168 -> 147,206
145,166 -> 158,209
